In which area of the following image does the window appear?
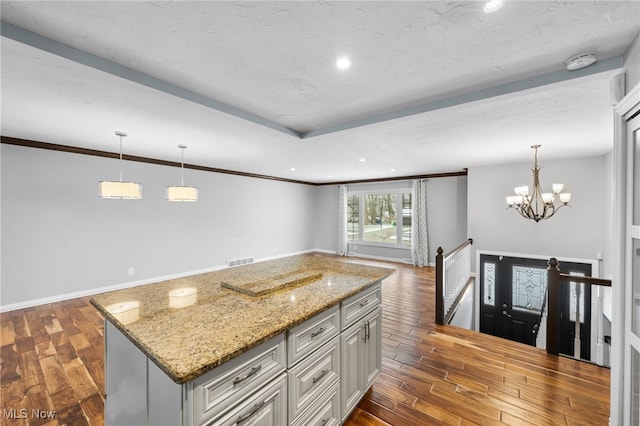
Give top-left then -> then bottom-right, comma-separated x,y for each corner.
347,192 -> 412,246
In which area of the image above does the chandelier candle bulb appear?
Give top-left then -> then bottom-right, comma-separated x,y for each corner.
505,145 -> 571,222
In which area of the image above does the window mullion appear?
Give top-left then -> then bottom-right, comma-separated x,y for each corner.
395,192 -> 401,245
359,195 -> 364,241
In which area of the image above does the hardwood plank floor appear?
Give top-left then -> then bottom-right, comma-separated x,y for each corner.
0,258 -> 610,425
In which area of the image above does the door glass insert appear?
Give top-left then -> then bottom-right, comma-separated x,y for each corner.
512,265 -> 547,313
569,272 -> 586,323
483,262 -> 496,306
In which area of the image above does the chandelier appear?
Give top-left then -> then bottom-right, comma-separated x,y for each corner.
505,145 -> 571,222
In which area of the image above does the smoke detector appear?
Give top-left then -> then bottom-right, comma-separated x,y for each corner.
565,52 -> 596,71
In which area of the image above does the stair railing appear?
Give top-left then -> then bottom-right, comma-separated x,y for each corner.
546,257 -> 612,357
436,238 -> 473,325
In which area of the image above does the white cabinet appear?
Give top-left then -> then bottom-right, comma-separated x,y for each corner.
291,381 -> 341,426
288,335 -> 340,422
191,335 -> 287,425
104,282 -> 383,426
287,305 -> 339,367
341,302 -> 381,421
341,284 -> 381,330
362,307 -> 382,391
207,373 -> 287,426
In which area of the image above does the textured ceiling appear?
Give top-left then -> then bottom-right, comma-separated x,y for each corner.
1,1 -> 639,183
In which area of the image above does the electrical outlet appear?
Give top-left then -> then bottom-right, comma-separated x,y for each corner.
128,267 -> 135,276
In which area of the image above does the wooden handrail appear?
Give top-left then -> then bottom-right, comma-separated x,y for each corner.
558,273 -> 612,287
444,238 -> 473,259
546,257 -> 612,356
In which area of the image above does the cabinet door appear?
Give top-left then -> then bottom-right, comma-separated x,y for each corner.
208,373 -> 286,426
341,321 -> 363,419
362,307 -> 382,391
288,336 -> 340,422
291,381 -> 341,426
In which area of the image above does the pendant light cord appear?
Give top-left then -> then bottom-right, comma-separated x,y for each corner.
181,147 -> 185,186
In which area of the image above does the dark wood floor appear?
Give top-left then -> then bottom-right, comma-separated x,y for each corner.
1,258 -> 610,425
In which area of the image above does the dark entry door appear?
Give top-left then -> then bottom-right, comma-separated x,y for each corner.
479,254 -> 592,356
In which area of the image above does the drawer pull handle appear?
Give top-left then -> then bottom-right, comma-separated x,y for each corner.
312,369 -> 329,385
235,396 -> 274,425
233,365 -> 262,386
360,300 -> 369,307
310,327 -> 326,338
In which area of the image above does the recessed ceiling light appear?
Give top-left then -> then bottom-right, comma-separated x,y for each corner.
359,158 -> 366,162
290,167 -> 296,171
483,0 -> 504,13
336,57 -> 351,70
390,168 -> 396,172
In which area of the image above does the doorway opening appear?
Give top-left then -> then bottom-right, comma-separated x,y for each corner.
479,254 -> 593,361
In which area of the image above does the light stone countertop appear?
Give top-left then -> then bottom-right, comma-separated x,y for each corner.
90,253 -> 395,384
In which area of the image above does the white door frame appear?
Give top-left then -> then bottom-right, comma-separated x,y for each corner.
612,81 -> 640,426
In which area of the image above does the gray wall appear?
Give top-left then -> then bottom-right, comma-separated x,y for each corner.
314,176 -> 468,265
601,150 -> 614,279
467,155 -> 607,269
624,31 -> 640,93
1,144 -> 318,309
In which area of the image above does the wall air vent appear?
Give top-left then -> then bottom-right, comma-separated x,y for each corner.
227,257 -> 254,268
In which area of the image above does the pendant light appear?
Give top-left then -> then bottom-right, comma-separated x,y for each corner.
98,131 -> 142,199
167,144 -> 198,202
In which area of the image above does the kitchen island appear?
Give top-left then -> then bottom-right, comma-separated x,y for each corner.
90,253 -> 394,426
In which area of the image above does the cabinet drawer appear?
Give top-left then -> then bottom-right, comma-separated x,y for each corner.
288,336 -> 340,423
341,282 -> 381,330
206,373 -> 287,426
291,381 -> 341,426
287,304 -> 339,367
192,334 -> 286,425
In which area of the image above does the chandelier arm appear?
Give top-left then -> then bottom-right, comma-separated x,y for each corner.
520,206 -> 533,220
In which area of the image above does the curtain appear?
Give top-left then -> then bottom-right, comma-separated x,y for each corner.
336,185 -> 348,256
411,179 -> 429,266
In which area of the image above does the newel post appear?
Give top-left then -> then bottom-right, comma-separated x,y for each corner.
435,247 -> 444,325
547,257 -> 561,355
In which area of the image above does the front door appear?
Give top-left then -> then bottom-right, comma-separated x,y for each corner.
480,254 -> 592,355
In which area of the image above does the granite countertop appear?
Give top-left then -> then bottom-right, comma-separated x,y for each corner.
90,253 -> 395,384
